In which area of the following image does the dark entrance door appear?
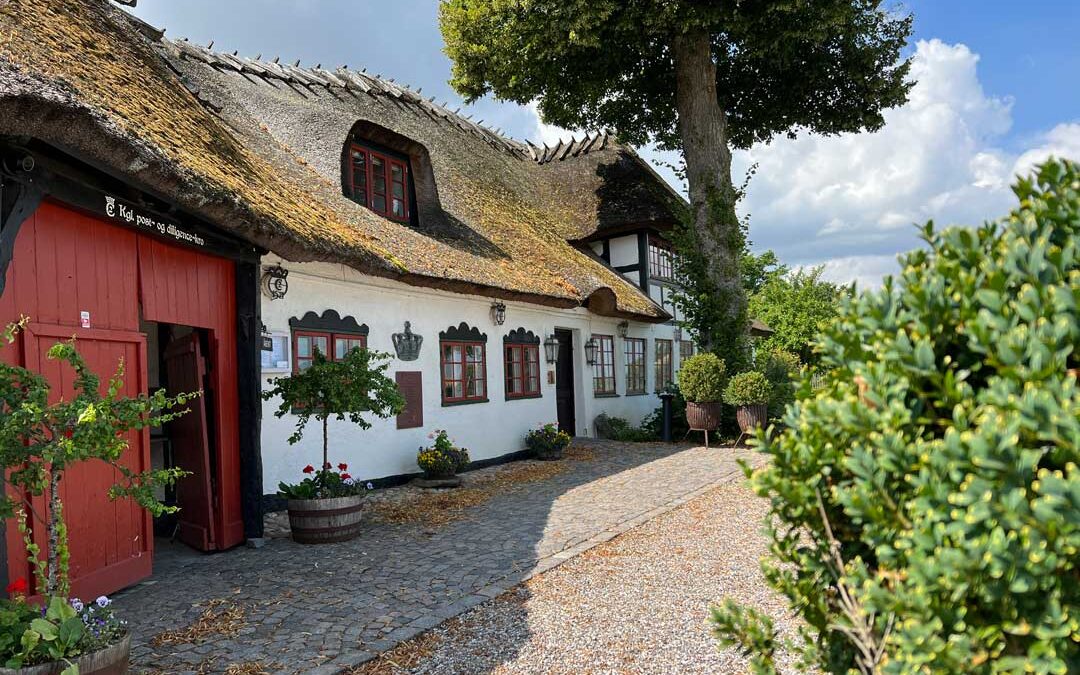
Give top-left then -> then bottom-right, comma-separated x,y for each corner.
164,332 -> 218,551
554,329 -> 576,435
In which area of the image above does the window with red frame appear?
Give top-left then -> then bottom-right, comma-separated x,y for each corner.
648,238 -> 674,280
293,330 -> 367,371
441,341 -> 487,404
348,144 -> 410,221
655,338 -> 673,390
592,334 -> 616,395
624,337 -> 646,394
504,343 -> 541,398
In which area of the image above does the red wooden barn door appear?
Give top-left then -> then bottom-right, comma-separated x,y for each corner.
21,323 -> 152,600
164,333 -> 217,551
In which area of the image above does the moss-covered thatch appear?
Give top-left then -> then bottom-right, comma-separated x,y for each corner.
0,0 -> 683,320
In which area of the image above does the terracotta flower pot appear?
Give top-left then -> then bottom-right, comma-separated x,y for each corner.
686,401 -> 722,431
736,404 -> 769,433
0,634 -> 131,675
287,494 -> 364,544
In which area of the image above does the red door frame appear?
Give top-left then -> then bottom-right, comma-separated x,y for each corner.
0,199 -> 244,597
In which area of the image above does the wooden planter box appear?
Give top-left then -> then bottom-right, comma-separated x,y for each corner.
287,494 -> 364,545
736,404 -> 769,433
0,634 -> 130,675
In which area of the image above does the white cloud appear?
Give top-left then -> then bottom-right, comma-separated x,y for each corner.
523,39 -> 1079,289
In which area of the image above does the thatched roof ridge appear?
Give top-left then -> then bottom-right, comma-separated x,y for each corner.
0,0 -> 680,320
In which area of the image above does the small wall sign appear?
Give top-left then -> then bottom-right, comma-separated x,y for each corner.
80,311 -> 91,329
103,195 -> 206,247
261,264 -> 289,300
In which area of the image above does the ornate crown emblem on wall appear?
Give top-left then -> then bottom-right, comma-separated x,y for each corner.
392,321 -> 423,361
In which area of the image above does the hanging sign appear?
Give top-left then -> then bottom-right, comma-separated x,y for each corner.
80,311 -> 91,329
102,195 -> 206,247
260,322 -> 274,352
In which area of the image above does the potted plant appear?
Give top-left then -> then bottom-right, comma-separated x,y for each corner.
0,320 -> 193,674
723,370 -> 773,436
416,429 -> 470,483
525,423 -> 571,461
264,346 -> 404,544
677,353 -> 727,444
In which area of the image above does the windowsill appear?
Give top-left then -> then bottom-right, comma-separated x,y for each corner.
593,392 -> 620,398
505,393 -> 543,401
625,391 -> 648,397
441,398 -> 489,407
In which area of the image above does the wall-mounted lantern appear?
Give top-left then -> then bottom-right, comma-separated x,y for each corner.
543,334 -> 560,364
673,327 -> 683,342
490,300 -> 507,326
261,264 -> 289,300
584,337 -> 599,366
616,320 -> 630,338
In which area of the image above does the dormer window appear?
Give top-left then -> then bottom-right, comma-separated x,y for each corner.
348,143 -> 410,221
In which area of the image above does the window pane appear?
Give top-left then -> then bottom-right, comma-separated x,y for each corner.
372,156 -> 386,189
392,198 -> 404,217
313,336 -> 328,357
297,336 -> 311,358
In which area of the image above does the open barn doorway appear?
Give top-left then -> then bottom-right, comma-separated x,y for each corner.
142,320 -> 219,552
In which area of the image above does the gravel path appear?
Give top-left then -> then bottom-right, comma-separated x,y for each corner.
355,481 -> 802,675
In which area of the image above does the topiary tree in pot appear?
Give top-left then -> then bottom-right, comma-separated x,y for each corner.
722,370 -> 772,440
677,353 -> 727,446
264,346 -> 404,544
0,319 -> 193,674
710,159 -> 1080,673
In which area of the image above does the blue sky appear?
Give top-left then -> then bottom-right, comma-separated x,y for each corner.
128,1 -> 1080,287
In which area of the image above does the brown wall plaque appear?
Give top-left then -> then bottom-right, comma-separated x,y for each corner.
396,371 -> 423,429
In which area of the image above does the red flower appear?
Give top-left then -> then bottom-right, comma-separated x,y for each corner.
302,465 -> 315,474
341,473 -> 351,481
6,578 -> 27,596
338,463 -> 348,471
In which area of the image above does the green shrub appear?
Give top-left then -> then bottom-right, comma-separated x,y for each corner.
604,416 -> 655,442
678,353 -> 727,402
722,371 -> 771,406
756,349 -> 802,419
710,159 -> 1080,673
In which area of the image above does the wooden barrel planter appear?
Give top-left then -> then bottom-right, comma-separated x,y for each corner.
287,494 -> 364,544
686,401 -> 722,448
736,404 -> 769,434
0,634 -> 130,675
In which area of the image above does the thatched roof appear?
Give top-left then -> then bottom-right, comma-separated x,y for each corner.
0,0 -> 683,321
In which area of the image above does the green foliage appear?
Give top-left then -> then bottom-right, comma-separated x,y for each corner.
742,249 -> 788,296
677,353 -> 727,403
756,349 -> 802,419
722,370 -> 771,407
711,159 -> 1080,673
0,320 -> 193,597
264,346 -> 404,478
748,266 -> 851,364
524,423 -> 571,458
0,593 -> 123,672
439,0 -> 912,151
603,416 -> 655,442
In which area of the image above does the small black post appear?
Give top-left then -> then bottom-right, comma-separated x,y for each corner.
659,391 -> 673,442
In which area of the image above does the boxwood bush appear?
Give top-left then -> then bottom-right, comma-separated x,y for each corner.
711,159 -> 1080,673
722,370 -> 772,407
678,353 -> 727,402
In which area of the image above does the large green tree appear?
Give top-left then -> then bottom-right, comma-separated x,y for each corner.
440,0 -> 912,356
749,265 -> 851,363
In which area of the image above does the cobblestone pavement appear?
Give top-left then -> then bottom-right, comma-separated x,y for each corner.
114,441 -> 762,674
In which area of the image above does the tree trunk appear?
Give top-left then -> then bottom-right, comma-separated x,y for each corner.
322,416 -> 329,471
672,30 -> 748,357
46,469 -> 60,595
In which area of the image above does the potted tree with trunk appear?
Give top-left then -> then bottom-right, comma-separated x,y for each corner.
0,319 -> 193,675
264,346 -> 403,544
724,370 -> 772,440
677,353 -> 726,447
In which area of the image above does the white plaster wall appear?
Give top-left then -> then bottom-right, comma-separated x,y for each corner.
259,257 -> 682,492
607,234 -> 639,267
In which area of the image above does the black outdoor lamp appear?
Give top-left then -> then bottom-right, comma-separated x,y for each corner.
584,337 -> 599,365
543,334 -> 560,364
490,300 -> 507,326
616,320 -> 629,338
